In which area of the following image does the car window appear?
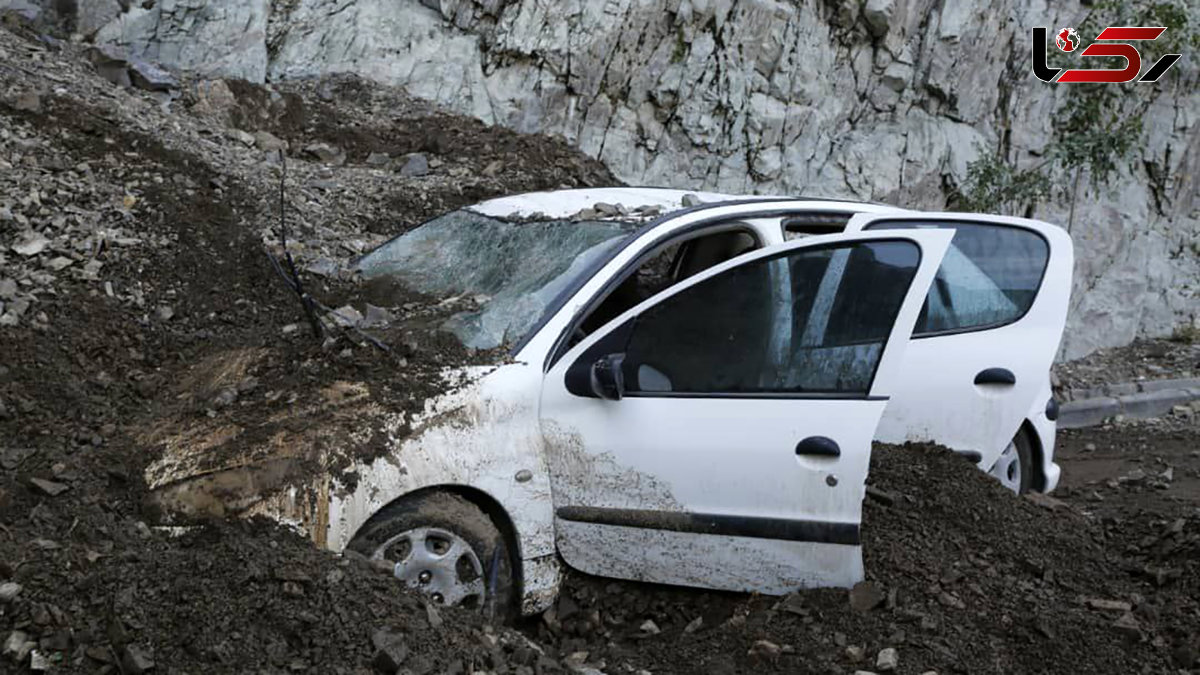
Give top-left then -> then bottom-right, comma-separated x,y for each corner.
866,221 -> 1049,335
575,228 -> 759,339
620,241 -> 920,396
354,210 -> 641,350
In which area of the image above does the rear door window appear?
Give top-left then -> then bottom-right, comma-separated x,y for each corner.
866,221 -> 1049,336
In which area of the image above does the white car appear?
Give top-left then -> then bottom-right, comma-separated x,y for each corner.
148,188 -> 1073,617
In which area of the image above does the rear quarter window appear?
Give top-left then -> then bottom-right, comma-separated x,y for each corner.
866,221 -> 1049,336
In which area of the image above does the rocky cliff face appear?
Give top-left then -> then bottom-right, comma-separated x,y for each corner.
9,0 -> 1198,358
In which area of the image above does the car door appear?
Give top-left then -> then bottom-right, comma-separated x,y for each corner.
843,213 -> 1073,480
539,229 -> 952,593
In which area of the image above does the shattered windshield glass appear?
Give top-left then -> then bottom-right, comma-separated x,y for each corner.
354,210 -> 641,350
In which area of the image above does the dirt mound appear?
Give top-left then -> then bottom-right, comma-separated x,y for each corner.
0,23 -> 605,675
531,443 -> 1194,674
0,460 -> 552,674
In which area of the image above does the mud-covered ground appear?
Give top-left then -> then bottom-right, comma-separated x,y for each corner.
2,19 -> 1199,675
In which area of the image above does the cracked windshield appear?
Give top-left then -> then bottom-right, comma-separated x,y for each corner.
354,210 -> 641,350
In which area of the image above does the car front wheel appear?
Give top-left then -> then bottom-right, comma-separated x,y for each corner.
348,492 -> 515,619
990,431 -> 1033,494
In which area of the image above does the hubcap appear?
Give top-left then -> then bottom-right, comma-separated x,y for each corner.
990,440 -> 1023,494
370,527 -> 486,608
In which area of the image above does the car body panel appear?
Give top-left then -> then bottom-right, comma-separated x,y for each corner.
539,229 -> 953,591
843,212 -> 1074,482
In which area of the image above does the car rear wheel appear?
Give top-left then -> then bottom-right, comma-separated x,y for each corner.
348,492 -> 515,619
990,431 -> 1033,494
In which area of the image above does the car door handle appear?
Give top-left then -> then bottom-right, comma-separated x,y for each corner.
974,367 -> 1016,386
795,436 -> 840,458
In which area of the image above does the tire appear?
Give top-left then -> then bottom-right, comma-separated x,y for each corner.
348,492 -> 516,620
990,430 -> 1034,494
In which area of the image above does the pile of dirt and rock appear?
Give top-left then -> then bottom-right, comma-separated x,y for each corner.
533,443 -> 1198,674
0,19 -> 606,674
1054,338 -> 1200,399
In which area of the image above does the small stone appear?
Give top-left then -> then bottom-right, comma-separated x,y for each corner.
157,305 -> 175,322
1025,492 -> 1068,511
424,602 -> 443,629
1083,443 -> 1097,452
228,129 -> 256,146
748,640 -> 781,660
0,279 -> 16,300
876,647 -> 899,671
45,256 -> 73,271
845,645 -> 866,662
129,59 -> 177,91
362,304 -> 394,328
683,616 -> 703,634
938,592 -> 966,609
2,631 -> 30,659
0,582 -> 22,603
482,159 -> 504,177
1119,468 -> 1147,483
639,619 -> 660,635
366,152 -> 392,167
12,232 -> 49,256
593,202 -> 622,216
29,650 -> 50,671
281,323 -> 300,335
372,628 -> 408,672
399,153 -> 429,177
29,478 -> 68,496
330,305 -> 363,328
305,142 -> 346,165
849,581 -> 886,612
866,485 -> 896,506
254,131 -> 288,152
1112,612 -> 1142,639
305,258 -> 339,277
121,644 -> 155,674
681,193 -> 704,207
1086,598 -> 1133,612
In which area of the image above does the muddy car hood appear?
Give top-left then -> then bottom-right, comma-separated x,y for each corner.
138,348 -> 498,526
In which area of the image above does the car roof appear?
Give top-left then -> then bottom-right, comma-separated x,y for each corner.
468,187 -> 761,220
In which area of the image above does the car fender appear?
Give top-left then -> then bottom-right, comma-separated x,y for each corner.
141,356 -> 561,615
321,362 -> 561,614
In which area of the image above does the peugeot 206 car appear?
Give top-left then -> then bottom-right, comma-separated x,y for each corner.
143,188 -> 1073,617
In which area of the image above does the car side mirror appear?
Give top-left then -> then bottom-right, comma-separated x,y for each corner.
590,353 -> 626,401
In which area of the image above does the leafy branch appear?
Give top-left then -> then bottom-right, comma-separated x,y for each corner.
950,0 -> 1194,222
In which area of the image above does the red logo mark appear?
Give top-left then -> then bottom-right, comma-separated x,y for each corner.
1032,26 -> 1183,84
1056,27 -> 1079,52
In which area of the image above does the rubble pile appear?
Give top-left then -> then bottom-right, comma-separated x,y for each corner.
532,444 -> 1198,674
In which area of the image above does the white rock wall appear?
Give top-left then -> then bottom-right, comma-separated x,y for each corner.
63,0 -> 1200,358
